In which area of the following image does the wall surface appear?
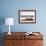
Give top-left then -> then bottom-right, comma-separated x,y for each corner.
0,0 -> 46,32
0,0 -> 46,46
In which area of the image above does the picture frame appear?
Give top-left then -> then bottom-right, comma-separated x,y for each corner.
18,10 -> 36,24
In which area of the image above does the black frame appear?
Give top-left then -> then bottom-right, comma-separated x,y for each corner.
18,10 -> 36,24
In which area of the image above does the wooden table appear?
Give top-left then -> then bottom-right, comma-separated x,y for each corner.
4,32 -> 43,46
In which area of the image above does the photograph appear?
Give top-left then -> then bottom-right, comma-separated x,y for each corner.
19,10 -> 36,23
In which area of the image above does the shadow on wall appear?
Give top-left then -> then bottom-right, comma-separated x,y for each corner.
0,16 -> 5,46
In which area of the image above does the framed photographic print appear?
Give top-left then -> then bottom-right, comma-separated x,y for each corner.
18,10 -> 36,24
